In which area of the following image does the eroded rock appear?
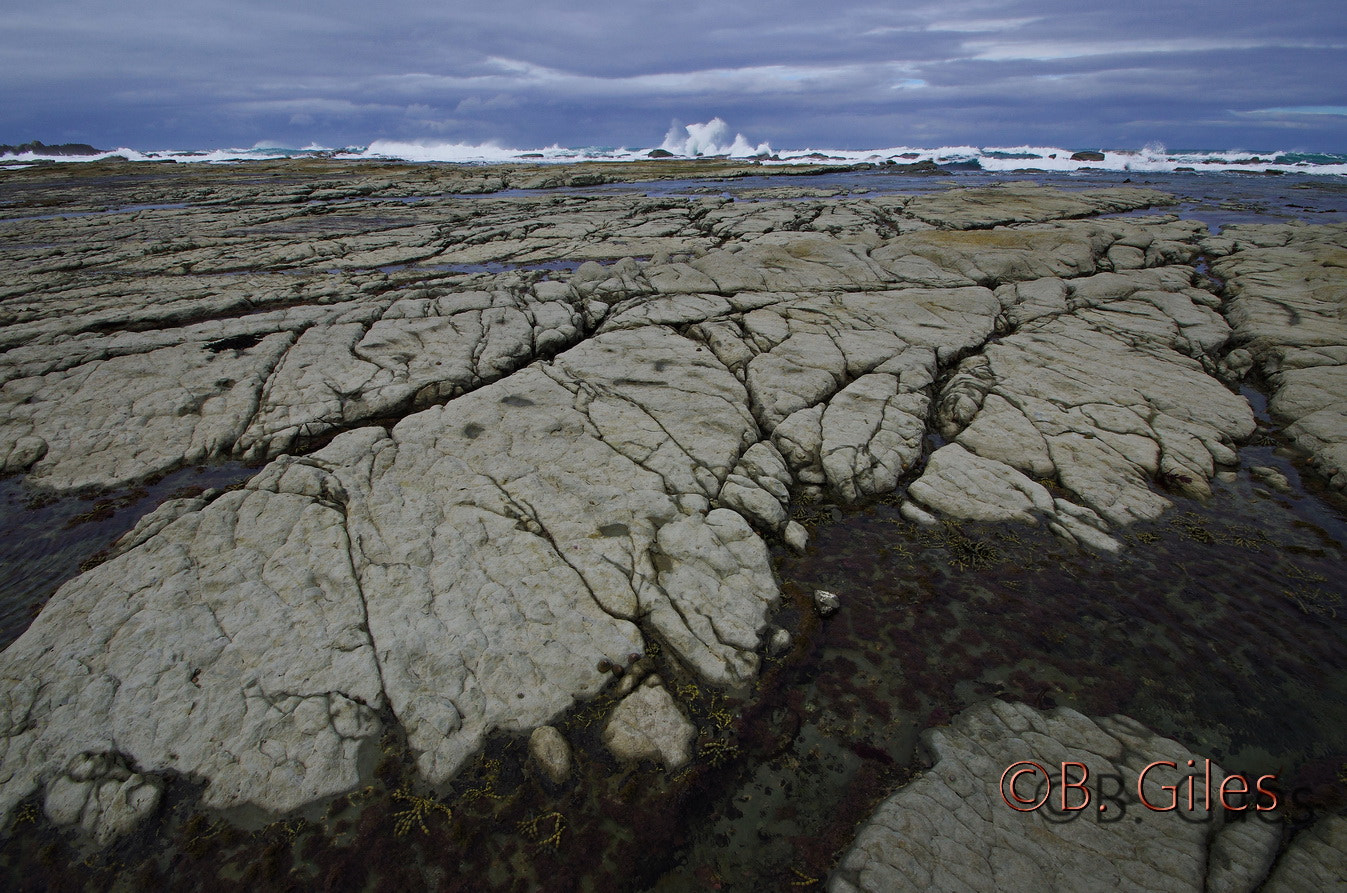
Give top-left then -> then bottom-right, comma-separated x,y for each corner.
903,265 -> 1253,546
4,171 -> 1326,847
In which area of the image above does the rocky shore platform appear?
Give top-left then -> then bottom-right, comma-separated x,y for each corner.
1,159 -> 1345,889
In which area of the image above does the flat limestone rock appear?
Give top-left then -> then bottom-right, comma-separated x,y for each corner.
901,183 -> 1174,229
1210,223 -> 1347,491
820,374 -> 928,502
1262,814 -> 1347,892
43,752 -> 164,847
903,266 -> 1253,544
0,277 -> 590,490
0,326 -> 778,838
0,332 -> 295,490
10,171 -> 1343,849
907,442 -> 1055,525
831,700 -> 1284,893
0,483 -> 387,828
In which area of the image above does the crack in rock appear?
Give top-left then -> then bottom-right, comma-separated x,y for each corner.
6,177 -> 1335,845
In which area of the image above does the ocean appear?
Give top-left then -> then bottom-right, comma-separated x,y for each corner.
4,139 -> 1347,177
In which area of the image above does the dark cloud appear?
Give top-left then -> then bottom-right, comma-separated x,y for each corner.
2,0 -> 1344,151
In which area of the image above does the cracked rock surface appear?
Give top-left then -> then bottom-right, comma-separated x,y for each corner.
829,699 -> 1329,893
1207,222 -> 1347,492
3,167 -> 1331,845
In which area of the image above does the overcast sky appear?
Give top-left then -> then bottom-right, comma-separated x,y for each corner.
3,0 -> 1345,152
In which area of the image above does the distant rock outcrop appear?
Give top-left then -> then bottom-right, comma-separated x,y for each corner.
0,140 -> 102,157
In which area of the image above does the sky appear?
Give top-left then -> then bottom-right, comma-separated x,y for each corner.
3,0 -> 1346,153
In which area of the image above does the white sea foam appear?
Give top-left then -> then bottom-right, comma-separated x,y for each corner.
659,118 -> 772,158
2,121 -> 1344,174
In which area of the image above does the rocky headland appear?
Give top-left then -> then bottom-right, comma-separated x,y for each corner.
0,160 -> 1344,888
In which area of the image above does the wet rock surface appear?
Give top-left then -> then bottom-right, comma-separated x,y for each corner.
0,161 -> 1344,888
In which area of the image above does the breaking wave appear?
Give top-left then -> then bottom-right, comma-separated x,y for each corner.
658,118 -> 772,158
3,124 -> 1345,175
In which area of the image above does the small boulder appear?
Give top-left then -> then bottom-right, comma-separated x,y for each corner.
1251,465 -> 1293,493
528,726 -> 572,785
602,676 -> 695,770
1221,348 -> 1255,380
813,589 -> 841,618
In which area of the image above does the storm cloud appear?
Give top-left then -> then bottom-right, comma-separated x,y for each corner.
2,0 -> 1344,151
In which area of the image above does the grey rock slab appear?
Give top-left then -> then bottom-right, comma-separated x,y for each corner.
743,287 -> 997,432
0,271 -> 588,491
10,172 -> 1257,847
0,325 -> 784,838
1213,224 -> 1347,490
238,281 -> 584,460
906,266 -> 1252,540
908,443 -> 1056,525
820,373 -> 928,502
1262,814 -> 1347,892
0,333 -> 294,490
901,183 -> 1174,230
873,223 -> 1104,286
43,752 -> 164,847
716,440 -> 795,534
0,483 -> 387,833
831,699 -> 1284,893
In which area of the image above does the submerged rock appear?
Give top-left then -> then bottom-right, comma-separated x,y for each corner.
528,726 -> 572,786
812,589 -> 841,617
